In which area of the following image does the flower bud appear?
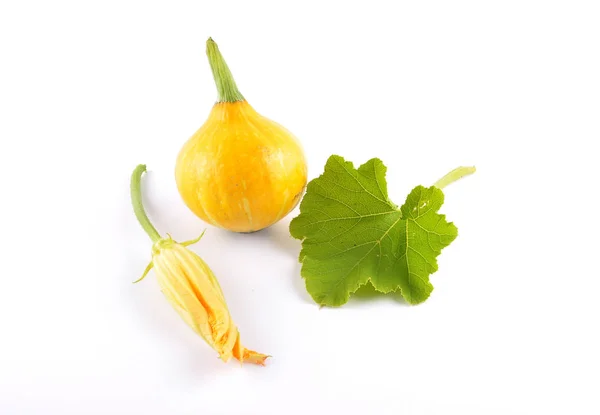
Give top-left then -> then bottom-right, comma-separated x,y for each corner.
130,164 -> 268,366
149,236 -> 268,365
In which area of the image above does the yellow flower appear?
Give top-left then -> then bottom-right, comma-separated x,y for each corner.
130,165 -> 268,365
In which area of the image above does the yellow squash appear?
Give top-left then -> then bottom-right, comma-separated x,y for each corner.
175,38 -> 308,233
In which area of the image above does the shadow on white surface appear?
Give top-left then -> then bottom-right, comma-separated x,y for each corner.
261,221 -> 301,260
214,219 -> 315,306
349,282 -> 408,307
262,221 -> 314,305
287,263 -> 313,305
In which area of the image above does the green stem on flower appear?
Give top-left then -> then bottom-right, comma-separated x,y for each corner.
130,164 -> 162,242
434,166 -> 476,190
206,37 -> 245,103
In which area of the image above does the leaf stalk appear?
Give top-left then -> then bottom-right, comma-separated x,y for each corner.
434,166 -> 476,189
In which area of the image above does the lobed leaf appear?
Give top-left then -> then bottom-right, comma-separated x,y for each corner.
289,155 -> 458,306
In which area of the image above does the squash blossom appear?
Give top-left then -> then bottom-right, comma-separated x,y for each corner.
130,164 -> 269,365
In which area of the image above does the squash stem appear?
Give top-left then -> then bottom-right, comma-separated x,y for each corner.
206,38 -> 245,103
434,166 -> 476,190
130,164 -> 162,243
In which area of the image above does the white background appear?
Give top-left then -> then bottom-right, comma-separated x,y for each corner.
1,1 -> 599,414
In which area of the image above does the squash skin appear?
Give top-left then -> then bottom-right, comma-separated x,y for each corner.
175,100 -> 308,233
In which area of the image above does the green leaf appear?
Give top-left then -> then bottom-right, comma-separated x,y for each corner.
289,155 -> 459,306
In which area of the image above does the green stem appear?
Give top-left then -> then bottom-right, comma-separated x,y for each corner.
206,37 -> 245,103
434,166 -> 476,190
130,164 -> 162,242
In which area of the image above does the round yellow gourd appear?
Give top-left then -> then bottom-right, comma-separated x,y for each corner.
175,38 -> 308,233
